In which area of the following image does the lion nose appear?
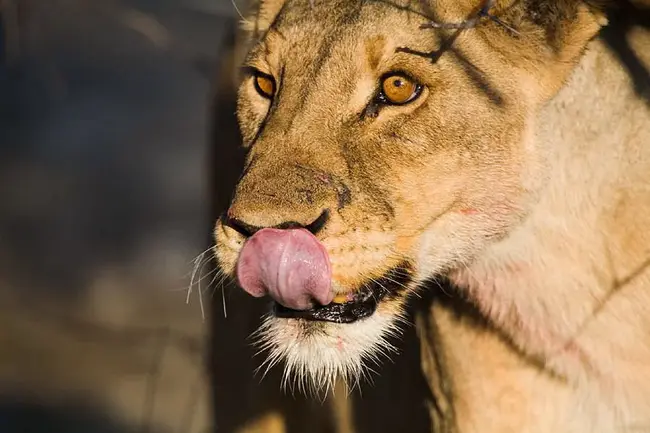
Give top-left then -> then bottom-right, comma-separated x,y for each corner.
235,227 -> 333,311
224,209 -> 330,238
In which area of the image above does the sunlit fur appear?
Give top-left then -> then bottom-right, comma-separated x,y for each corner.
214,0 -> 650,431
251,304 -> 407,397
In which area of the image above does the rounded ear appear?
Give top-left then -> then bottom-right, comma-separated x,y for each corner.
520,0 -> 609,55
485,0 -> 611,100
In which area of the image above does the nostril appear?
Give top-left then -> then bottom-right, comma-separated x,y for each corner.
305,209 -> 330,235
221,209 -> 331,237
221,214 -> 260,238
273,209 -> 330,235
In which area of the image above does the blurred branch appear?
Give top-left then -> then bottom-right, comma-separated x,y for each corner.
119,7 -> 172,50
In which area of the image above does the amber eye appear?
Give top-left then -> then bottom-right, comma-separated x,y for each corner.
253,72 -> 276,99
379,73 -> 422,105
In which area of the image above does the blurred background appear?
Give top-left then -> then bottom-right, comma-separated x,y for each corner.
0,1 -> 431,432
0,0 -> 235,432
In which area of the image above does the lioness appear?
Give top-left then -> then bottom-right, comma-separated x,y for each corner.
214,0 -> 650,431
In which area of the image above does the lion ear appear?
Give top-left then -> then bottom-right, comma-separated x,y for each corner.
496,0 -> 610,98
515,0 -> 609,57
240,0 -> 287,36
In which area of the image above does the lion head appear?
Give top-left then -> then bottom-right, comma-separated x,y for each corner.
214,0 -> 606,393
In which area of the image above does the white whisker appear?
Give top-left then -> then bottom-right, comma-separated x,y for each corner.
183,245 -> 227,322
230,0 -> 250,24
221,280 -> 228,319
186,251 -> 206,304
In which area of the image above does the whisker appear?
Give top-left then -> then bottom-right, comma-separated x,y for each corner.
197,261 -> 206,322
186,252 -> 206,304
203,269 -> 223,295
230,0 -> 250,24
221,278 -> 228,319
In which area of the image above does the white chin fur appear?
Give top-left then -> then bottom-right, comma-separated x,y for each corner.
252,308 -> 405,397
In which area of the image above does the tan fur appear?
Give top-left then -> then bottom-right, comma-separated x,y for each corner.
235,411 -> 286,433
214,0 -> 650,430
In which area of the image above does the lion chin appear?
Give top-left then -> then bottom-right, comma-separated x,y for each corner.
252,304 -> 404,396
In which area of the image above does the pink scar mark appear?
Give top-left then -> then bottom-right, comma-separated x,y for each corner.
458,208 -> 479,215
336,337 -> 344,352
316,173 -> 332,185
556,339 -> 597,374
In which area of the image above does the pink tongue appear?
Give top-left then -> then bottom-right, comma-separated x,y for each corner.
236,228 -> 333,311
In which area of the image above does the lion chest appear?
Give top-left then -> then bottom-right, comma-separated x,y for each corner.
447,251 -> 596,379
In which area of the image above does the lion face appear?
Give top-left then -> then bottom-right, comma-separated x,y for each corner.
214,0 -> 603,392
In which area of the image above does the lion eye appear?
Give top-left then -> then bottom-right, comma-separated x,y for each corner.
379,73 -> 422,105
253,72 -> 276,99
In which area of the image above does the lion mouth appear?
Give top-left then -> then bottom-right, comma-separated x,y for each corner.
272,285 -> 385,323
272,263 -> 413,324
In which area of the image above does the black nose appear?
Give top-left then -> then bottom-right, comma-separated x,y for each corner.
221,209 -> 330,238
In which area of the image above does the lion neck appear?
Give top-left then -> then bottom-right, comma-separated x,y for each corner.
448,33 -> 650,379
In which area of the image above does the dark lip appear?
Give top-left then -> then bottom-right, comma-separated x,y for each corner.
271,262 -> 413,324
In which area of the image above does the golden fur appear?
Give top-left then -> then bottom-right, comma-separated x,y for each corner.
214,0 -> 650,431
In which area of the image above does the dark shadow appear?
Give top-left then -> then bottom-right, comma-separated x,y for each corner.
351,300 -> 432,433
0,399 -> 153,433
600,0 -> 650,105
